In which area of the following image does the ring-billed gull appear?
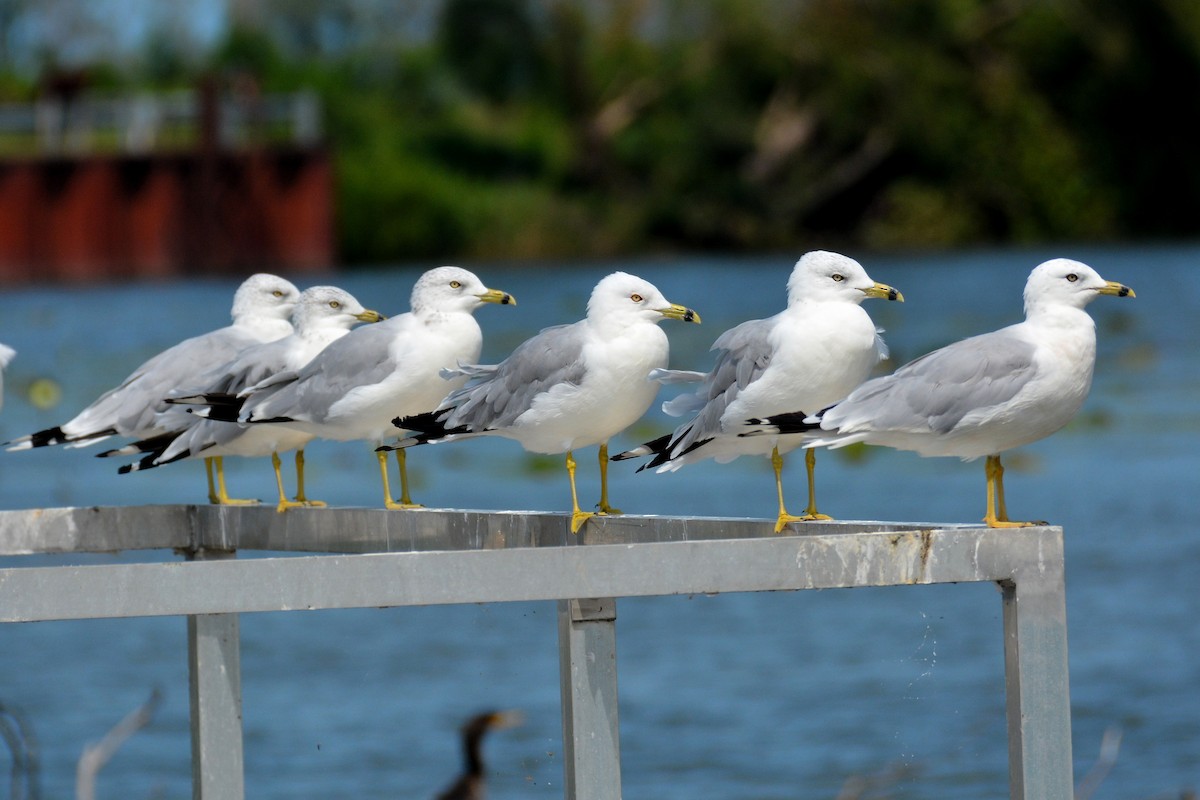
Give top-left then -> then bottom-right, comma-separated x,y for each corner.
0,343 -> 14,413
4,274 -> 299,476
232,267 -> 514,510
383,271 -> 700,533
743,258 -> 1134,527
613,251 -> 901,532
102,286 -> 383,511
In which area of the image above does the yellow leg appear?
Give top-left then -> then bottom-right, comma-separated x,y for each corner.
394,449 -> 422,508
801,448 -> 833,521
204,457 -> 219,504
272,452 -> 305,513
993,454 -> 1009,522
211,456 -> 258,506
293,450 -> 325,508
596,442 -> 622,516
984,454 -> 1042,527
772,447 -> 804,533
378,449 -> 422,510
567,450 -> 595,534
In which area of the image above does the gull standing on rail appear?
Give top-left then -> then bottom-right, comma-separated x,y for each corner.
742,259 -> 1134,527
385,271 -> 700,533
103,286 -> 384,510
613,251 -> 902,532
4,274 -> 300,499
232,267 -> 514,510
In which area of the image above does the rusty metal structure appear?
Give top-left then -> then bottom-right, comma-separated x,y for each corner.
0,80 -> 333,284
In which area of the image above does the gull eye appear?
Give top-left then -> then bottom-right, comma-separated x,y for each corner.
831,274 -> 844,282
449,280 -> 462,289
630,293 -> 643,303
329,300 -> 341,309
1066,273 -> 1078,283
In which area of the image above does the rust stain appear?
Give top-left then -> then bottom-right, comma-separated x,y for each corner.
918,529 -> 934,581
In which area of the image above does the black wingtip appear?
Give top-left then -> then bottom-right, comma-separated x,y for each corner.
611,433 -> 672,462
22,425 -> 116,449
393,411 -> 441,432
741,411 -> 817,436
391,411 -> 474,447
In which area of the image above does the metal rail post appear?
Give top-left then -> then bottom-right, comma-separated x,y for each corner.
186,549 -> 244,800
1001,541 -> 1073,800
559,598 -> 621,800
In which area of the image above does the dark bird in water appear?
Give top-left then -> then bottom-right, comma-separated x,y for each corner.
434,709 -> 523,800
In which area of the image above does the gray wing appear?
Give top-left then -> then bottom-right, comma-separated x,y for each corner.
180,337 -> 293,398
667,317 -> 775,453
826,327 -> 1037,435
443,323 -> 587,430
241,322 -> 399,422
71,325 -> 262,438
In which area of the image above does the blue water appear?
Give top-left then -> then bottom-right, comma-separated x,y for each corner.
0,245 -> 1196,799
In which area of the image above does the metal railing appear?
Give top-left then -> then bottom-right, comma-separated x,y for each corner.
0,90 -> 321,155
0,506 -> 1073,800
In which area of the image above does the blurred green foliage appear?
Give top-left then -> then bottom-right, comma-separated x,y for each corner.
9,0 -> 1200,262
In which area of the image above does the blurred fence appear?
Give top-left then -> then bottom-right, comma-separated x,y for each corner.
0,87 -> 331,284
0,89 -> 321,156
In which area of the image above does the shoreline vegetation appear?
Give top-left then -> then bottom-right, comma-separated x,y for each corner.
3,0 -> 1199,265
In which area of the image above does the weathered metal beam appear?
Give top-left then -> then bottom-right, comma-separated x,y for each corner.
186,549 -> 244,800
1001,533 -> 1074,800
0,518 -> 1040,623
1,505 -> 960,556
559,598 -> 622,800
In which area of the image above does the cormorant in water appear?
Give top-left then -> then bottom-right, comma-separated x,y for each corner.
434,710 -> 522,800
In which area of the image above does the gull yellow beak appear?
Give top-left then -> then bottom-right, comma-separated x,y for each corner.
658,303 -> 701,324
861,282 -> 904,302
478,288 -> 517,305
356,309 -> 385,323
1098,280 -> 1135,298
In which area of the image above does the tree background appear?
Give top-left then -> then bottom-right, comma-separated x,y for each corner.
2,0 -> 1197,264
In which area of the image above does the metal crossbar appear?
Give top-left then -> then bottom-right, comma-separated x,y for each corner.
0,507 -> 1073,800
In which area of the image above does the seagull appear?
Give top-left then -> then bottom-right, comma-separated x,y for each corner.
4,273 -> 300,501
384,271 -> 700,533
231,267 -> 514,510
742,258 -> 1134,527
103,286 -> 383,511
0,343 -> 14,414
613,251 -> 901,532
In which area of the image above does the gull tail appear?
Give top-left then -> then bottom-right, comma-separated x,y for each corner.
5,425 -> 117,451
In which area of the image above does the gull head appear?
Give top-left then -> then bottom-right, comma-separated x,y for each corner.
588,271 -> 701,327
411,266 -> 516,315
787,250 -> 903,306
1023,259 -> 1135,316
292,286 -> 384,334
231,273 -> 301,323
